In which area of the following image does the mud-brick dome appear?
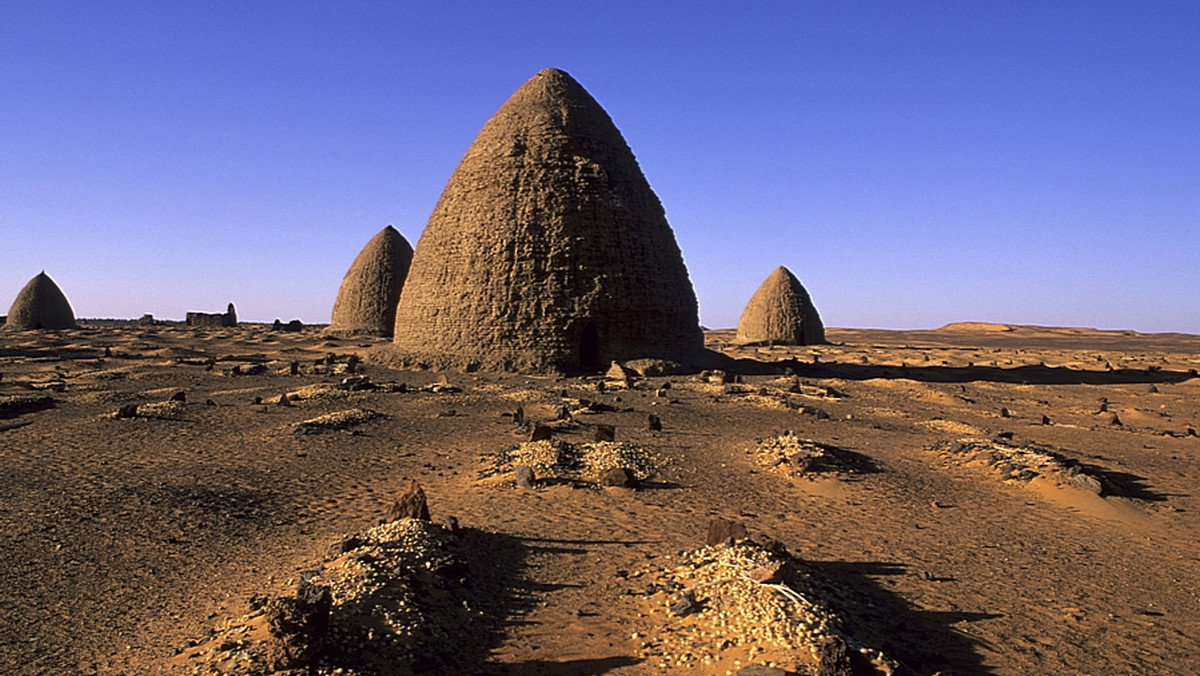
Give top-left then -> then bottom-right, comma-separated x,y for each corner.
390,68 -> 703,373
330,225 -> 413,337
4,271 -> 76,330
736,266 -> 825,345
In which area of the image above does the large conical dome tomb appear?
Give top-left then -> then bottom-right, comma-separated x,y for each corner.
330,225 -> 413,337
4,271 -> 77,330
736,266 -> 825,345
390,68 -> 703,373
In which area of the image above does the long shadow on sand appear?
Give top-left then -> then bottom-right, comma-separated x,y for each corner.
804,560 -> 1001,675
713,352 -> 1197,386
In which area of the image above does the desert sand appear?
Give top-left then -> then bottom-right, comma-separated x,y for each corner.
1,322 -> 1199,674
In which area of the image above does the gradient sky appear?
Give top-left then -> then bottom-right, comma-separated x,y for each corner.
3,1 -> 1198,332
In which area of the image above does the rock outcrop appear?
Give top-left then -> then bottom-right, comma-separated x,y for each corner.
3,271 -> 76,330
330,225 -> 413,337
390,68 -> 703,373
736,267 -> 825,345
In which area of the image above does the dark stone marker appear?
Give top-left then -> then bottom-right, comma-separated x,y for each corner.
594,424 -> 616,442
531,424 -> 554,441
599,467 -> 636,488
263,579 -> 332,671
514,465 -> 536,488
706,517 -> 747,546
385,478 -> 431,522
815,634 -> 853,676
648,414 -> 662,431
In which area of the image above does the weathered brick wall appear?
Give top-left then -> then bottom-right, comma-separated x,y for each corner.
390,69 -> 703,373
186,303 -> 237,328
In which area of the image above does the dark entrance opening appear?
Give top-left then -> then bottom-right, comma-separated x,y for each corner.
579,323 -> 602,371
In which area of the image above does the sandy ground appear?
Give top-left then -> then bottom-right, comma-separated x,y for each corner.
1,323 -> 1199,675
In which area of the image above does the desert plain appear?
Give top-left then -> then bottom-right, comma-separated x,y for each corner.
2,322 -> 1199,675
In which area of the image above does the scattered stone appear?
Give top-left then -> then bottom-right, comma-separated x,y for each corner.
384,479 -> 431,522
115,404 -> 139,419
1000,407 -> 1011,418
668,591 -> 697,617
1109,413 -> 1123,426
296,408 -> 382,431
513,465 -> 536,488
338,375 -> 374,391
747,562 -> 784,584
137,313 -> 156,326
594,423 -> 616,442
276,394 -> 292,407
815,634 -> 854,676
738,665 -> 788,676
263,579 -> 332,671
1070,473 -> 1103,495
440,515 -> 460,535
1147,384 -> 1159,393
1041,415 -> 1052,425
168,390 -> 186,402
530,424 -> 554,441
598,467 -> 637,488
706,517 -> 747,546
513,406 -> 525,425
647,414 -> 662,431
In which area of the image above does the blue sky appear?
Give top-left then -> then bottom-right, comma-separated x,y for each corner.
2,1 -> 1198,331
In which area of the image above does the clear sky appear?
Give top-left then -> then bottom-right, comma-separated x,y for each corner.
3,1 -> 1198,332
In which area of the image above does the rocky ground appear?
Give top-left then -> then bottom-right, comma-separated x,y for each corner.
1,323 -> 1199,675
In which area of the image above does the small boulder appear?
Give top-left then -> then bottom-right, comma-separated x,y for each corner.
169,390 -> 186,402
815,634 -> 853,676
747,562 -> 784,584
647,414 -> 663,432
530,424 -> 554,441
594,424 -> 616,442
263,579 -> 332,671
706,517 -> 747,546
1070,473 -> 1103,495
513,465 -> 536,488
668,591 -> 696,617
384,478 -> 431,522
738,666 -> 788,676
599,467 -> 636,488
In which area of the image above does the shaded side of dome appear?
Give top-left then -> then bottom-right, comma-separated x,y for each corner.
390,68 -> 703,373
330,225 -> 413,337
736,266 -> 825,345
4,272 -> 76,330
